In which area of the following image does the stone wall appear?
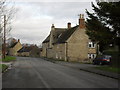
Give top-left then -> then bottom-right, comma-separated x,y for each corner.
18,52 -> 29,57
47,44 -> 66,60
41,43 -> 49,57
30,47 -> 40,57
67,27 -> 97,62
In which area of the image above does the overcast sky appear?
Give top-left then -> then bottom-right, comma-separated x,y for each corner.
8,0 -> 96,46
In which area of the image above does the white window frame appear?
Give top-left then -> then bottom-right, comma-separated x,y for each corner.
88,53 -> 96,59
88,42 -> 96,48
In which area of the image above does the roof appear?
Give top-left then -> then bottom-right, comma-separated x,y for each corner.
42,35 -> 50,43
17,46 -> 32,53
9,42 -> 18,48
42,28 -> 66,43
42,25 -> 79,44
57,25 -> 79,43
53,28 -> 67,44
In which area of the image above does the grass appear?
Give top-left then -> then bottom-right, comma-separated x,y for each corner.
95,66 -> 120,73
2,56 -> 16,62
0,64 -> 8,72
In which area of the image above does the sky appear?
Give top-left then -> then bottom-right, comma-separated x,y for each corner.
8,0 -> 96,46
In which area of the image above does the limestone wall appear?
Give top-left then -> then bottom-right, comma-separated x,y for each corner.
41,43 -> 49,57
67,27 -> 97,62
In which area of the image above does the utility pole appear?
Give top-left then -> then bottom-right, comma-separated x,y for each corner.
3,15 -> 6,59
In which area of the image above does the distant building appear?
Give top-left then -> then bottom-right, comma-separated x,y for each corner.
17,45 -> 40,57
9,39 -> 22,56
41,14 -> 97,62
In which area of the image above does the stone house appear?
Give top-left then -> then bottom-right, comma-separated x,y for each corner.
17,45 -> 40,57
41,14 -> 97,62
9,39 -> 22,56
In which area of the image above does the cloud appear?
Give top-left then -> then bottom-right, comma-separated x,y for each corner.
9,1 -> 95,45
11,0 -> 95,2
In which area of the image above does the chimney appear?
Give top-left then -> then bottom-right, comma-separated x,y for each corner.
51,24 -> 55,31
79,14 -> 85,28
12,38 -> 17,43
67,22 -> 71,29
51,24 -> 55,28
18,39 -> 20,42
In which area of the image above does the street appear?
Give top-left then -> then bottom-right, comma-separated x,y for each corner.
2,57 -> 118,88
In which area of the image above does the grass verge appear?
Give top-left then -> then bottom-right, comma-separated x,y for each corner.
2,56 -> 16,62
95,66 -> 120,73
0,64 -> 8,72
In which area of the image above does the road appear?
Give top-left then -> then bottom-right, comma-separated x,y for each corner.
2,57 -> 118,88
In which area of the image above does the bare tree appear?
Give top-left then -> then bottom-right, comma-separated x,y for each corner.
0,0 -> 16,34
0,0 -> 16,58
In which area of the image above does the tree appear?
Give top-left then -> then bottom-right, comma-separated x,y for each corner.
0,0 -> 16,58
0,0 -> 16,34
86,1 -> 120,53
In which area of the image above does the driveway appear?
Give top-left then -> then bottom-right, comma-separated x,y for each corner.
2,57 -> 118,88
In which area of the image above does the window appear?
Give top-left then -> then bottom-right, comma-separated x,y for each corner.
88,54 -> 96,59
88,42 -> 96,48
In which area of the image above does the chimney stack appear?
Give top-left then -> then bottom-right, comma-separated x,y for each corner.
12,39 -> 17,43
18,39 -> 20,42
79,14 -> 85,28
51,24 -> 55,28
67,22 -> 71,29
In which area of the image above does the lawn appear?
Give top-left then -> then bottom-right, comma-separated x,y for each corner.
2,56 -> 16,62
95,66 -> 120,73
0,64 -> 8,72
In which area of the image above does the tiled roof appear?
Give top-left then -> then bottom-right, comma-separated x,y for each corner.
42,35 -> 50,43
42,28 -> 66,43
56,25 -> 79,43
53,28 -> 66,44
9,42 -> 18,48
17,46 -> 32,53
42,25 -> 79,44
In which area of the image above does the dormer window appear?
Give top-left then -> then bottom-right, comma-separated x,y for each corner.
88,42 -> 96,48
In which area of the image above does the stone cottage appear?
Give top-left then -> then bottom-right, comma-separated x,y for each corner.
17,45 -> 40,57
9,39 -> 22,56
41,14 -> 97,62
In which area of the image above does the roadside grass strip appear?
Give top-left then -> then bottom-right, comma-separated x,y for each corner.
0,64 -> 8,73
2,56 -> 16,62
95,66 -> 120,73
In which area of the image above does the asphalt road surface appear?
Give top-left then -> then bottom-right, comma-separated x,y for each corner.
2,57 -> 118,88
